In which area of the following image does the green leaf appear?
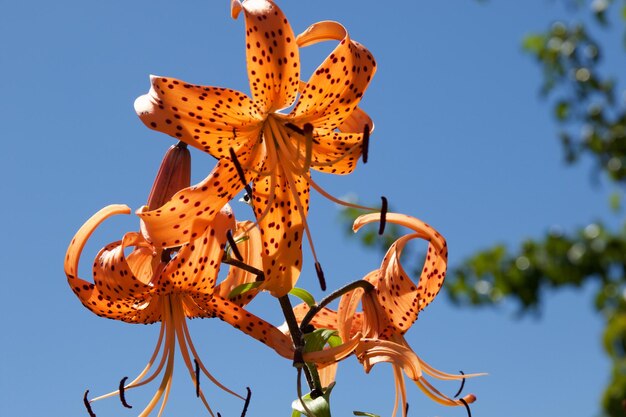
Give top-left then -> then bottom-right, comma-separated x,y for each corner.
621,5 -> 626,21
555,101 -> 570,120
290,287 -> 317,307
304,329 -> 339,353
227,281 -> 262,299
292,410 -> 302,417
291,383 -> 336,417
522,33 -> 544,53
353,412 -> 381,417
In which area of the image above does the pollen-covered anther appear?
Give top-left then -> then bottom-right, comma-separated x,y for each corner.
362,124 -> 370,163
379,196 -> 388,235
118,377 -> 132,409
454,370 -> 466,398
240,387 -> 252,417
83,390 -> 96,417
194,359 -> 200,398
459,397 -> 473,417
147,141 -> 191,210
315,262 -> 327,291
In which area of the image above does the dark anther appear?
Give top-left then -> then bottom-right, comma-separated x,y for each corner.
459,398 -> 472,417
362,124 -> 370,163
285,123 -> 304,135
83,390 -> 96,417
302,324 -> 315,334
303,123 -> 314,137
217,413 -> 222,417
226,230 -> 243,261
175,141 -> 188,150
229,147 -> 253,200
405,402 -> 409,415
315,262 -> 327,291
454,371 -> 466,398
240,387 -> 252,417
118,377 -> 132,409
379,196 -> 388,235
194,358 -> 200,398
310,388 -> 323,399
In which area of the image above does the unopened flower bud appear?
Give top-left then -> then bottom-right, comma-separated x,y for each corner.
147,142 -> 191,210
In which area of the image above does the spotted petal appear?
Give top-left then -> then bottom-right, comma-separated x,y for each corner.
135,76 -> 263,159
251,162 -> 309,297
138,155 -> 257,248
65,205 -> 160,323
233,0 -> 301,113
292,21 -> 376,130
354,213 -> 448,334
158,205 -> 235,297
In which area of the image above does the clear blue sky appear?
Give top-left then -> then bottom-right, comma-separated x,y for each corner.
1,1 -> 624,416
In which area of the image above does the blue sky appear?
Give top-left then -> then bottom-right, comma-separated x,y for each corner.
1,1 -> 624,416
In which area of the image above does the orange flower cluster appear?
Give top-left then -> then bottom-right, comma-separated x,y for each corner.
65,1 -> 481,416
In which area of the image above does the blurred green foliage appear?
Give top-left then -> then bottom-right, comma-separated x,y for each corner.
342,1 -> 626,415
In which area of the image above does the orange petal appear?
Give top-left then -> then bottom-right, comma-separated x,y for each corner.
138,157 -> 253,248
91,232 -> 153,301
135,75 -> 263,158
354,213 -> 448,333
201,294 -> 295,359
252,164 -> 308,297
65,205 -> 158,322
158,205 -> 236,296
309,130 -> 364,175
237,0 -> 300,113
292,21 -> 376,130
303,332 -> 362,366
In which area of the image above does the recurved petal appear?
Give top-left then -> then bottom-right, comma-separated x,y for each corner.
138,156 -> 255,248
354,213 -> 448,333
201,294 -> 295,359
159,205 -> 236,295
235,0 -> 300,113
64,205 -> 153,321
309,130 -> 364,175
135,76 -> 263,158
303,332 -> 362,366
251,164 -> 309,297
292,21 -> 376,130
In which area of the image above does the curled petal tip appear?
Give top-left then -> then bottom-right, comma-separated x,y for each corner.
462,394 -> 477,404
134,94 -> 153,117
296,20 -> 347,47
230,0 -> 242,19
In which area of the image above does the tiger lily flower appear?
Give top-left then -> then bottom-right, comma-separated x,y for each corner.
64,142 -> 362,416
134,0 -> 376,297
291,213 -> 482,417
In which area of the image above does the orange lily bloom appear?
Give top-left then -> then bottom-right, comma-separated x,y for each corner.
292,213 -> 482,417
134,0 -> 376,297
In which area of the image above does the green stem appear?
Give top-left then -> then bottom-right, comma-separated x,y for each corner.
299,280 -> 374,331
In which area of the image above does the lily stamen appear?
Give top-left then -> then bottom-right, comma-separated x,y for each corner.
229,147 -> 253,200
362,124 -> 370,163
454,371 -> 466,398
379,196 -> 388,235
118,377 -> 132,409
315,262 -> 327,291
240,387 -> 252,417
83,390 -> 96,417
194,359 -> 200,398
459,398 -> 472,417
226,229 -> 244,262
